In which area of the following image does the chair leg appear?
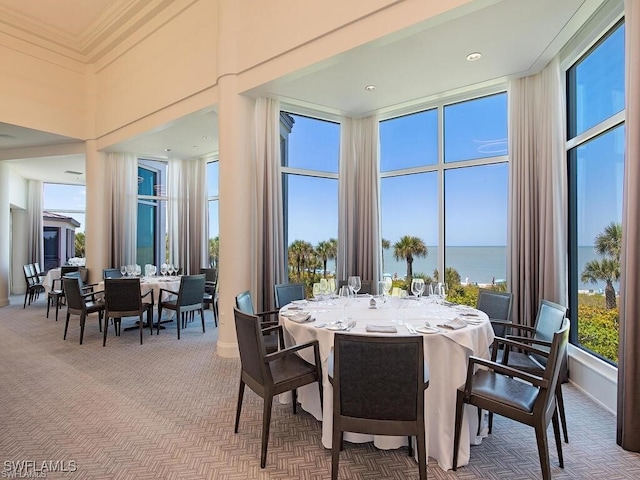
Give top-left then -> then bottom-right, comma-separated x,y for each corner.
64,312 -> 71,340
552,409 -> 564,468
55,298 -> 61,322
477,407 -> 483,436
534,423 -> 552,480
292,388 -> 297,414
147,308 -> 153,336
103,316 -> 109,347
46,295 -> 51,318
23,290 -> 28,308
139,315 -> 144,345
260,395 -> 274,468
556,384 -> 568,443
488,411 -> 494,434
407,436 -> 413,457
200,308 -> 205,333
416,421 -> 427,480
177,309 -> 181,340
331,419 -> 342,480
452,389 -> 465,471
234,380 -> 245,433
79,314 -> 86,345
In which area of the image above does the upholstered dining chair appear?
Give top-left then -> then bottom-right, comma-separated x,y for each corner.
337,279 -> 372,295
102,268 -> 123,279
273,282 -> 306,308
476,288 -> 513,337
62,276 -> 105,345
103,278 -> 154,346
157,274 -> 206,339
453,318 -> 569,480
47,271 -> 80,321
233,307 -> 322,468
493,299 -> 569,443
200,268 -> 218,326
329,334 -> 429,480
235,290 -> 280,354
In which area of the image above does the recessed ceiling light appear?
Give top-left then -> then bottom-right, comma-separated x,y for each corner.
164,148 -> 171,152
202,135 -> 212,140
364,85 -> 376,92
466,52 -> 482,62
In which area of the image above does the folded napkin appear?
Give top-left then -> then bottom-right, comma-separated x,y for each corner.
282,311 -> 313,323
438,317 -> 468,330
365,324 -> 397,333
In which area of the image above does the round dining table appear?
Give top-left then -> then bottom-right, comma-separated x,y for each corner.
279,294 -> 495,471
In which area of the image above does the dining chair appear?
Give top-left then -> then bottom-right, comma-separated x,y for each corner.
47,271 -> 80,321
23,263 -> 44,308
103,278 -> 154,346
452,318 -> 569,480
233,307 -> 322,468
103,268 -> 123,279
62,276 -> 105,344
200,268 -> 218,326
476,288 -> 513,337
337,279 -> 372,295
273,282 -> 305,308
235,290 -> 280,353
329,334 -> 429,480
157,274 -> 206,339
493,299 -> 569,443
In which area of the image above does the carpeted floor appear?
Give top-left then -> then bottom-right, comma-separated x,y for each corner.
1,293 -> 639,479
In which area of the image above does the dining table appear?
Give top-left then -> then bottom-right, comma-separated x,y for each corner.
42,267 -> 88,293
279,294 -> 495,471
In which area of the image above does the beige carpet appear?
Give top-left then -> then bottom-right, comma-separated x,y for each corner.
1,294 -> 639,479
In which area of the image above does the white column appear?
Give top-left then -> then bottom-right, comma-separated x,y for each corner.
84,141 -> 109,284
11,209 -> 28,295
0,162 -> 10,306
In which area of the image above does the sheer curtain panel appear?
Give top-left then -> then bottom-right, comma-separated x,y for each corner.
507,58 -> 567,327
337,115 -> 381,288
106,153 -> 138,268
27,180 -> 43,265
617,0 -> 640,452
167,157 -> 208,275
254,98 -> 285,312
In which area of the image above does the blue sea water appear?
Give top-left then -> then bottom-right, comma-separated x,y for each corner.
381,246 -> 610,291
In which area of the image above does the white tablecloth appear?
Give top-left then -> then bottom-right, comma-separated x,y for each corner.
43,267 -> 88,293
96,276 -> 182,305
279,296 -> 495,471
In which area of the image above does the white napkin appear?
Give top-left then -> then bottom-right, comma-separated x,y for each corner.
438,317 -> 468,330
282,311 -> 313,323
365,324 -> 397,333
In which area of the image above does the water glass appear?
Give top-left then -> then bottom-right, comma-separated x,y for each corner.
411,278 -> 425,300
348,276 -> 361,295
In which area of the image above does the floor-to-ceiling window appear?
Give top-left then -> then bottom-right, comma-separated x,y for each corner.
567,20 -> 625,364
137,159 -> 167,266
380,92 -> 508,299
43,183 -> 86,268
207,158 -> 219,268
281,112 -> 339,292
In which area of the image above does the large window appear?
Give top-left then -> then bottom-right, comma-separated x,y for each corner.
137,159 -> 167,266
207,159 -> 219,268
281,112 -> 339,288
43,183 -> 86,268
380,93 -> 508,294
567,21 -> 625,364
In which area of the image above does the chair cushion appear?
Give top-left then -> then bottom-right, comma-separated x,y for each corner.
495,350 -> 544,373
466,369 -> 539,413
270,355 -> 317,385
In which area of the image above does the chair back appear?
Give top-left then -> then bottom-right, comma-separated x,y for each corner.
532,300 -> 567,365
274,283 -> 305,308
233,307 -> 268,385
61,266 -> 79,277
333,334 -> 424,422
177,274 -> 206,307
62,276 -> 85,311
476,289 -> 513,337
23,264 -> 35,286
200,268 -> 217,282
103,268 -> 123,279
535,318 -> 570,420
104,278 -> 143,315
337,280 -> 373,295
235,290 -> 255,315
34,262 -> 44,276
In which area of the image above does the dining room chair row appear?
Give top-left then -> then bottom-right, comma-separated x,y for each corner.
22,262 -> 45,308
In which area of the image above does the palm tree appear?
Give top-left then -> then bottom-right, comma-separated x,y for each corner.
581,222 -> 621,309
393,236 -> 428,280
581,258 -> 619,309
74,232 -> 85,257
381,238 -> 390,272
208,236 -> 219,267
316,238 -> 337,277
288,240 -> 314,279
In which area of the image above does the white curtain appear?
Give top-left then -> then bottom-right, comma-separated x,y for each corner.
254,97 -> 285,312
507,57 -> 567,326
106,152 -> 138,268
26,180 -> 43,266
617,0 -> 640,452
337,115 -> 381,289
167,157 -> 209,275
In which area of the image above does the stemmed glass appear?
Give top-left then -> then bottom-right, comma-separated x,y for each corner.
167,263 -> 174,277
173,264 -> 179,276
319,278 -> 329,300
411,278 -> 425,301
120,265 -> 126,277
125,264 -> 133,277
434,283 -> 448,305
160,263 -> 168,277
134,264 -> 141,277
338,285 -> 351,321
348,276 -> 361,296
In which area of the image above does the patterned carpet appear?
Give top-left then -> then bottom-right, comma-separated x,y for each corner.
1,294 -> 639,479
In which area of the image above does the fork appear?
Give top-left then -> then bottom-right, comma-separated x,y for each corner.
405,323 -> 417,335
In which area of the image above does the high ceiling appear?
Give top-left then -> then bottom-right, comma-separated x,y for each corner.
0,0 -> 615,184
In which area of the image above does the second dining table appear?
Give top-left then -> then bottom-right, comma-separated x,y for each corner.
279,294 -> 495,472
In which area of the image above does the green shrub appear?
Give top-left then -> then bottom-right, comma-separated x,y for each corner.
577,303 -> 618,363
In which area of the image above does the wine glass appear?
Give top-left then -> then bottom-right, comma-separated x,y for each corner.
319,278 -> 329,300
120,265 -> 126,277
173,264 -> 179,276
160,263 -> 168,277
135,264 -> 141,277
348,276 -> 361,296
338,285 -> 351,321
125,264 -> 133,277
411,278 -> 425,301
167,263 -> 174,277
313,282 -> 322,300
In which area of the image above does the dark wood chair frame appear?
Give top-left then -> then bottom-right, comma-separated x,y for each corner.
62,276 -> 105,345
103,278 -> 154,346
157,274 -> 206,339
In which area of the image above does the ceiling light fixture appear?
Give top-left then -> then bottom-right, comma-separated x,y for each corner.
364,85 -> 376,92
466,52 -> 482,62
64,170 -> 83,175
202,135 -> 212,140
164,148 -> 171,152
